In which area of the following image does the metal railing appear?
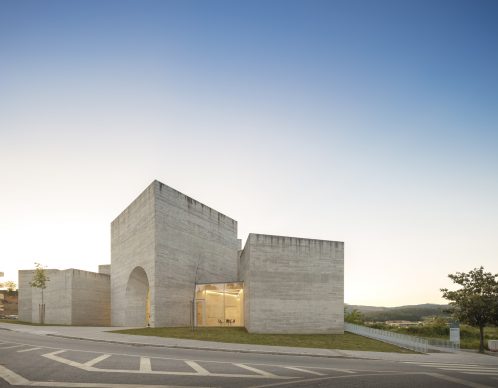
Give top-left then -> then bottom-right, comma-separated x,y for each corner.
345,323 -> 428,352
426,337 -> 460,352
344,323 -> 459,353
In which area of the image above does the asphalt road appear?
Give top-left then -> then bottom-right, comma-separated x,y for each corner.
0,329 -> 497,387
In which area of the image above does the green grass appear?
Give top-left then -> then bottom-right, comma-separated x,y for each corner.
111,326 -> 414,353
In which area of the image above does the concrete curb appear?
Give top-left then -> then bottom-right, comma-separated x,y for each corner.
46,334 -> 362,360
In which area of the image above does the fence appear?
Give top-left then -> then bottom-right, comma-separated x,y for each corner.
345,323 -> 460,353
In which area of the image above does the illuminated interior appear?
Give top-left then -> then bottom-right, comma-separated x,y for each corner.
194,282 -> 244,327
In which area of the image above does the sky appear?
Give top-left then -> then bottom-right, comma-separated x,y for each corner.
1,0 -> 497,307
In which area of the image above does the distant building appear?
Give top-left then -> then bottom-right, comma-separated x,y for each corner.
19,180 -> 344,333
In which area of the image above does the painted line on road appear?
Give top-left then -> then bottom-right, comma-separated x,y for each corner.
234,363 -> 279,378
404,362 -> 495,367
0,364 -> 210,387
426,372 -> 493,388
283,366 -> 325,376
17,347 -> 42,353
140,357 -> 152,372
42,349 -> 293,379
438,367 -> 498,372
0,344 -> 25,350
185,361 -> 210,375
0,365 -> 30,385
84,354 -> 111,367
249,371 -> 495,388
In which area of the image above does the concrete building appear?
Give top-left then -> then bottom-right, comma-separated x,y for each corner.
18,268 -> 110,325
19,180 -> 344,333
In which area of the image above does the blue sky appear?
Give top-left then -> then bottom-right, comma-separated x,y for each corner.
1,0 -> 497,306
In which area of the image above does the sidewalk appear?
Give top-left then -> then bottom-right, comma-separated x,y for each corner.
1,322 -> 497,366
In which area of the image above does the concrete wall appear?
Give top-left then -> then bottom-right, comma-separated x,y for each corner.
18,270 -> 33,322
18,269 -> 110,325
98,265 -> 111,275
71,269 -> 110,326
111,182 -> 156,326
239,234 -> 344,334
111,180 -> 239,327
153,181 -> 239,326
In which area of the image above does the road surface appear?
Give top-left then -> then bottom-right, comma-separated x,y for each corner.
0,329 -> 497,387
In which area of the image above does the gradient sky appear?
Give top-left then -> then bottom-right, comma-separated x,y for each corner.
1,0 -> 497,306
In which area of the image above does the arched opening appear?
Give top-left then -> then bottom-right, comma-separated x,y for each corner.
125,266 -> 150,327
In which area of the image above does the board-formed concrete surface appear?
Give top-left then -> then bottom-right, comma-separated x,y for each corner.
111,180 -> 240,327
18,268 -> 110,325
19,179 -> 345,333
239,234 -> 344,334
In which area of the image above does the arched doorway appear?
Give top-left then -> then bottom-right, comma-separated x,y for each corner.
125,266 -> 150,327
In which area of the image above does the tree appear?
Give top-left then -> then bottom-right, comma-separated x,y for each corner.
29,263 -> 50,324
4,280 -> 17,294
441,267 -> 498,353
345,308 -> 365,324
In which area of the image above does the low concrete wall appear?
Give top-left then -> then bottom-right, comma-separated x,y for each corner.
239,234 -> 344,334
71,269 -> 110,326
18,268 -> 110,325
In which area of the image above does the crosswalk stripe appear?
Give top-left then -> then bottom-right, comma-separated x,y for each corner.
185,361 -> 210,375
84,354 -> 111,367
140,357 -> 152,372
234,363 -> 279,378
283,366 -> 325,376
17,347 -> 42,353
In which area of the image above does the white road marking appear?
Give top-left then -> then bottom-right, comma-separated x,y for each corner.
140,357 -> 152,372
249,371 -> 495,388
426,372 -> 493,388
84,354 -> 111,367
0,364 -> 30,385
17,347 -> 42,353
42,350 -> 292,379
0,364 -> 208,387
185,360 -> 209,375
0,344 -> 25,349
283,366 -> 325,376
234,363 -> 279,378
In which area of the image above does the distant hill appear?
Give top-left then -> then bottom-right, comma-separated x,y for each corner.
345,303 -> 450,322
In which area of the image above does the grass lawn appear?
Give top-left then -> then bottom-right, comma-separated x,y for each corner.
111,326 -> 414,353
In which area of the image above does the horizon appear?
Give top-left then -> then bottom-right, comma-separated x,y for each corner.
1,0 -> 497,307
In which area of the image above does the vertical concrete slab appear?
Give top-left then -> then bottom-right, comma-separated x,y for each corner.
71,269 -> 110,326
111,182 -> 156,326
240,234 -> 344,334
18,270 -> 33,322
153,181 -> 239,327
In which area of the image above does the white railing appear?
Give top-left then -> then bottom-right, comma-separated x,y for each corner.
345,323 -> 428,353
426,337 -> 460,352
344,323 -> 460,353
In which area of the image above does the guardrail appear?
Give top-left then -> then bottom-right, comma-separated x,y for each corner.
344,323 -> 459,353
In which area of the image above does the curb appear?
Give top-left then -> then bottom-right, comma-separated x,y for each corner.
46,334 -> 360,360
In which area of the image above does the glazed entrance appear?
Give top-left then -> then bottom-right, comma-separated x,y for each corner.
194,282 -> 244,327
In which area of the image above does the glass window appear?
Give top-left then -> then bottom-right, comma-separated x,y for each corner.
194,282 -> 244,327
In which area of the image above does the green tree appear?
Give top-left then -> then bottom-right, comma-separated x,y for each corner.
29,263 -> 50,324
4,280 -> 17,294
441,267 -> 498,353
345,308 -> 365,324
